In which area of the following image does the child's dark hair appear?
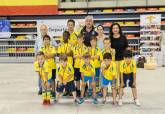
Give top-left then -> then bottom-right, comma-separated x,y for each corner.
123,50 -> 133,58
63,31 -> 70,43
103,53 -> 112,60
90,35 -> 97,42
67,19 -> 75,26
63,31 -> 70,37
77,33 -> 85,40
83,53 -> 90,59
36,51 -> 45,56
60,54 -> 68,62
103,37 -> 111,42
43,35 -> 51,41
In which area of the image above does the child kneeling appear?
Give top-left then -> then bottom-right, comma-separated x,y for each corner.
55,54 -> 79,103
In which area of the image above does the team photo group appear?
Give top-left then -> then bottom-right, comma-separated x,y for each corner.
34,16 -> 140,106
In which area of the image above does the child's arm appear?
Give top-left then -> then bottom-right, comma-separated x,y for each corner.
101,62 -> 106,76
44,72 -> 49,86
92,72 -> 95,82
58,74 -> 63,85
65,74 -> 74,83
120,73 -> 124,87
81,72 -> 84,82
133,73 -> 136,87
37,72 -> 42,79
91,55 -> 99,59
74,55 -> 81,59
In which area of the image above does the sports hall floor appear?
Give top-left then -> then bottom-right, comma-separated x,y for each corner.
0,63 -> 165,114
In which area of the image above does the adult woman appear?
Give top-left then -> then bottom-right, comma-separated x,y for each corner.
109,23 -> 128,92
96,25 -> 106,50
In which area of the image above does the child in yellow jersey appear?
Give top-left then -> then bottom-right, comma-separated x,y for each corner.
101,38 -> 116,61
118,50 -> 140,106
55,54 -> 80,103
79,53 -> 98,104
67,19 -> 78,46
101,53 -> 117,105
34,52 -> 52,105
73,33 -> 88,97
39,35 -> 56,99
58,31 -> 73,65
89,36 -> 101,90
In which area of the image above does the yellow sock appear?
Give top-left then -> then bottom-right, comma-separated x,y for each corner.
46,89 -> 51,101
42,91 -> 46,100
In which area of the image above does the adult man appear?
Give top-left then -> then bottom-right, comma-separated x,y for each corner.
81,16 -> 98,47
35,24 -> 57,54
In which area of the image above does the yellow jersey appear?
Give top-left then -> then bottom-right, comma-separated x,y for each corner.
101,48 -> 116,61
88,47 -> 101,68
34,61 -> 51,82
73,44 -> 88,68
39,45 -> 56,69
80,62 -> 95,77
58,43 -> 73,65
56,63 -> 74,82
69,32 -> 78,46
102,61 -> 117,80
120,59 -> 136,74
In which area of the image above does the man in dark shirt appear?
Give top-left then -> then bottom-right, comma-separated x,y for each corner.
81,16 -> 98,47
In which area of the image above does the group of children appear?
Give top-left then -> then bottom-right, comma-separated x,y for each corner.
34,31 -> 140,106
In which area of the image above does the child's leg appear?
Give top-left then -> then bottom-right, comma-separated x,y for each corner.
131,88 -> 138,99
115,61 -> 121,93
41,82 -> 47,103
91,82 -> 96,98
55,82 -> 64,102
74,68 -> 81,96
129,73 -> 138,100
112,83 -> 117,103
66,81 -> 77,100
38,77 -> 42,94
76,81 -> 80,91
72,91 -> 77,100
51,69 -> 56,97
80,82 -> 86,98
46,82 -> 51,102
119,87 -> 124,99
102,87 -> 107,101
56,92 -> 61,102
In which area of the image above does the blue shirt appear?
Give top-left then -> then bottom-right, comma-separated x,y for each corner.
97,39 -> 104,50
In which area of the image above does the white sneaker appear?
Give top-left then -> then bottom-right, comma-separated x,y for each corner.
134,99 -> 141,106
118,99 -> 123,106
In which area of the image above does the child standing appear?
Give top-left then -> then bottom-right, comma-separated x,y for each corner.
34,51 -> 52,105
73,34 -> 88,97
89,36 -> 101,94
79,53 -> 98,104
58,31 -> 73,65
118,50 -> 140,106
101,53 -> 117,105
39,35 -> 56,99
